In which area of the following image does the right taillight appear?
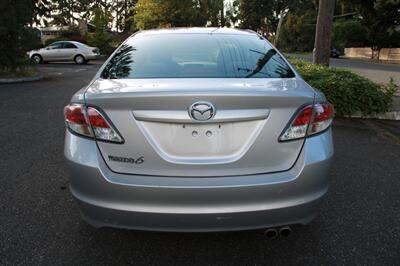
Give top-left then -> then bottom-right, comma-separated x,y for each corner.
64,104 -> 123,143
279,102 -> 334,141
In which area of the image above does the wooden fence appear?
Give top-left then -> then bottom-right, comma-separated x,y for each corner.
344,48 -> 400,63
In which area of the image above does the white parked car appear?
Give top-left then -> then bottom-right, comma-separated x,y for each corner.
27,41 -> 101,64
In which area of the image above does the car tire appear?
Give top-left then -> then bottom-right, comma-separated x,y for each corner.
74,55 -> 85,65
31,54 -> 42,64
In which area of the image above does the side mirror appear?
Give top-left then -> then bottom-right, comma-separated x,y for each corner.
46,47 -> 50,50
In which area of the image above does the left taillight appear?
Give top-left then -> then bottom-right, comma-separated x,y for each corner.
64,104 -> 123,143
279,102 -> 334,142
64,104 -> 92,137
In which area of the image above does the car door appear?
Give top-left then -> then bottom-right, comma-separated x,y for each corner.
60,42 -> 78,60
41,42 -> 63,61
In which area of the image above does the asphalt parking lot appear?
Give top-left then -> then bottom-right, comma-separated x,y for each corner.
1,63 -> 400,265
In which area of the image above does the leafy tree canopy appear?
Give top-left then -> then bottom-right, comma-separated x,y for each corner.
342,0 -> 400,48
86,7 -> 113,54
131,0 -> 227,31
0,0 -> 39,71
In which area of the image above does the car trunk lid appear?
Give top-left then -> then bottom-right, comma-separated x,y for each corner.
84,78 -> 315,177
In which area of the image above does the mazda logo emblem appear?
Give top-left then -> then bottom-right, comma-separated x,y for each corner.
189,101 -> 216,121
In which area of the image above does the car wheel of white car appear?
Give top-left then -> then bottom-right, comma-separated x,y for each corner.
74,55 -> 85,65
31,54 -> 42,64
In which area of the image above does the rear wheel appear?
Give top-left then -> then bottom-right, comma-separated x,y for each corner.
74,55 -> 85,65
31,54 -> 42,64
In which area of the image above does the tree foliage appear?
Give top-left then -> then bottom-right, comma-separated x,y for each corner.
131,0 -> 227,31
344,0 -> 400,49
233,0 -> 316,37
133,0 -> 169,30
0,0 -> 39,72
277,10 -> 317,52
332,20 -> 368,50
86,8 -> 113,54
35,0 -> 137,32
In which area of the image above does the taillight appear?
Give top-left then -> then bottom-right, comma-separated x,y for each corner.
87,107 -> 123,143
279,102 -> 334,141
64,104 -> 92,137
64,104 -> 123,143
308,103 -> 334,136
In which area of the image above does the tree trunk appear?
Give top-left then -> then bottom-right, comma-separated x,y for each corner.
220,0 -> 225,27
313,0 -> 335,66
274,9 -> 287,47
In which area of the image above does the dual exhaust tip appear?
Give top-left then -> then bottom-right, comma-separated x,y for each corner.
264,226 -> 292,239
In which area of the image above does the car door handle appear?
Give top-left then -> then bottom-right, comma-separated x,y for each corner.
133,108 -> 270,123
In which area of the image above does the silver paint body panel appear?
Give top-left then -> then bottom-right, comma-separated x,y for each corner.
65,129 -> 333,231
84,78 -> 316,176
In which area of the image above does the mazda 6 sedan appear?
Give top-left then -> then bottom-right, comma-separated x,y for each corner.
64,28 -> 334,233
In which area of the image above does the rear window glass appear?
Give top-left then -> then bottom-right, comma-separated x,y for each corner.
101,34 -> 295,79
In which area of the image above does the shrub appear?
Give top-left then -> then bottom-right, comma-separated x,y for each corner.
289,58 -> 397,115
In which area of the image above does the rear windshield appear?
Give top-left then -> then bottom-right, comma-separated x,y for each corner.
101,34 -> 295,79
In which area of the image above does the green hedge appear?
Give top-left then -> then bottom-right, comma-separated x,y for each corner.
289,58 -> 397,115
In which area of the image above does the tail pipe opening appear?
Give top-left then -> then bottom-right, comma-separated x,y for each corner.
264,226 -> 292,239
264,228 -> 278,239
278,226 -> 292,237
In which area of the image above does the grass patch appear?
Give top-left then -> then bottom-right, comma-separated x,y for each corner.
289,57 -> 397,115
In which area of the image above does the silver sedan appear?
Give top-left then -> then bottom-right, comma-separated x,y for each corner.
27,41 -> 100,64
64,28 -> 334,234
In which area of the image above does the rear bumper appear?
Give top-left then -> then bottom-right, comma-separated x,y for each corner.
64,129 -> 333,232
85,54 -> 101,60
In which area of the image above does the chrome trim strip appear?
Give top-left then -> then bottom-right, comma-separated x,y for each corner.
133,108 -> 270,123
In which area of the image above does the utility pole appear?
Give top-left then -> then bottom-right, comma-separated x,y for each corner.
313,0 -> 335,66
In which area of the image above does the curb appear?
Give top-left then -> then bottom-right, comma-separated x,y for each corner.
0,75 -> 43,84
346,110 -> 400,121
340,56 -> 400,65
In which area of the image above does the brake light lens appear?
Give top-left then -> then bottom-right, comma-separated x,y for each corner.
64,104 -> 123,143
308,103 -> 334,136
87,107 -> 123,143
64,104 -> 92,137
279,102 -> 334,141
